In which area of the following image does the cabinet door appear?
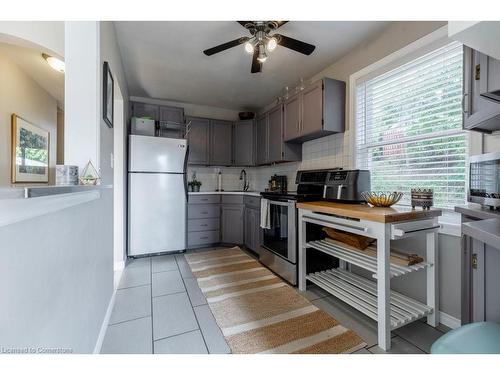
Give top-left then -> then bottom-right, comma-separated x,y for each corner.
210,120 -> 233,165
256,115 -> 268,165
463,47 -> 500,132
301,80 -> 323,138
251,208 -> 261,252
159,106 -> 184,124
244,207 -> 252,249
234,120 -> 254,166
186,116 -> 210,165
267,105 -> 283,163
221,205 -> 244,244
131,102 -> 159,120
283,94 -> 301,141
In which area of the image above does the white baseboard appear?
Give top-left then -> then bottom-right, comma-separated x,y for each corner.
113,260 -> 125,290
439,311 -> 461,330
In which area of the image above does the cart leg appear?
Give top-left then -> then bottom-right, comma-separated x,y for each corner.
377,224 -> 391,351
298,209 -> 307,292
426,227 -> 439,327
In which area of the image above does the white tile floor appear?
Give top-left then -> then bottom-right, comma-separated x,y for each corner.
101,247 -> 449,354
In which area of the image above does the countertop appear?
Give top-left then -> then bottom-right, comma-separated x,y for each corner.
188,191 -> 261,197
296,201 -> 442,223
462,218 -> 500,249
455,203 -> 500,220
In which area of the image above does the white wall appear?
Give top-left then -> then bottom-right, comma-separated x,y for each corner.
64,22 -> 100,175
99,21 -> 130,272
0,190 -> 113,353
0,51 -> 58,186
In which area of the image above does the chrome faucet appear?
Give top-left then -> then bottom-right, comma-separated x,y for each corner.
239,169 -> 249,191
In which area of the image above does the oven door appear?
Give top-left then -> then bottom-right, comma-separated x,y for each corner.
262,200 -> 296,264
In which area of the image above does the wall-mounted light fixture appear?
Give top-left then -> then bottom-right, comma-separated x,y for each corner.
42,53 -> 65,73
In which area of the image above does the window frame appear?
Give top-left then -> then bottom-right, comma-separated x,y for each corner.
348,26 -> 480,218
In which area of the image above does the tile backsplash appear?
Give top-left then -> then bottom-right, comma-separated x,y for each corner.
187,131 -> 351,192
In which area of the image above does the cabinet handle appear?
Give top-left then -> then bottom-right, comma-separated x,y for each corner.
462,93 -> 469,115
200,236 -> 209,240
200,224 -> 208,227
202,211 -> 209,215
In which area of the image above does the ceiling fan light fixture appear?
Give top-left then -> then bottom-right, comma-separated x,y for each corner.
257,44 -> 267,63
244,41 -> 254,54
267,37 -> 278,51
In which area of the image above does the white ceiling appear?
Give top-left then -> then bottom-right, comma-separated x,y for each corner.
115,21 -> 390,111
0,42 -> 64,109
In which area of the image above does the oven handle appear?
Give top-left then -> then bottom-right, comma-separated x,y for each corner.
268,200 -> 296,207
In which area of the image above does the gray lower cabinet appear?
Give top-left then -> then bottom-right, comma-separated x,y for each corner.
210,120 -> 233,165
187,116 -> 210,165
233,120 -> 255,166
187,194 -> 220,249
244,207 -> 261,253
221,204 -> 244,244
243,195 -> 261,253
463,46 -> 500,133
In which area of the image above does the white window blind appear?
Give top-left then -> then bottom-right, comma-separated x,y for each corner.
355,41 -> 467,209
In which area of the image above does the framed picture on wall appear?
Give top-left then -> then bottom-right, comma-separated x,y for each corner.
11,114 -> 49,183
103,61 -> 114,128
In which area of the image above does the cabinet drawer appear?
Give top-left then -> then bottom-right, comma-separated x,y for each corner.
221,195 -> 244,204
188,230 -> 220,247
189,194 -> 220,204
244,195 -> 261,209
188,204 -> 220,219
188,218 -> 220,232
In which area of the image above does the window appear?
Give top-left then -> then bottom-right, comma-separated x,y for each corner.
355,41 -> 467,209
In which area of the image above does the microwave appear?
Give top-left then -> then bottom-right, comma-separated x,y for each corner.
469,152 -> 500,209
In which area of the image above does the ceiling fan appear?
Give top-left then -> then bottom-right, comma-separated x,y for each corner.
203,21 -> 316,73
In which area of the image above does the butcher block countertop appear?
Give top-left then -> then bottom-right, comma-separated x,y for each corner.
296,201 -> 442,223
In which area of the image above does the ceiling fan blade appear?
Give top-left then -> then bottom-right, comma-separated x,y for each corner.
203,37 -> 249,56
251,48 -> 262,73
275,34 -> 315,55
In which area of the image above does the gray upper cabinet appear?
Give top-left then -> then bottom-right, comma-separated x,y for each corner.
256,115 -> 268,165
463,46 -> 500,133
256,105 -> 301,166
283,78 -> 345,142
267,105 -> 283,162
221,204 -> 244,244
210,120 -> 233,166
159,106 -> 184,124
283,94 -> 301,141
131,102 -> 159,120
233,120 -> 255,166
186,116 -> 210,165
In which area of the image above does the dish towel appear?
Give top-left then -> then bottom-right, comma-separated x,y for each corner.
260,198 -> 271,229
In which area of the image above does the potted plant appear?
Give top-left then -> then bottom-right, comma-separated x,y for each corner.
188,173 -> 202,192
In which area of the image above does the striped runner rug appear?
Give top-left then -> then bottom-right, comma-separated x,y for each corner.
185,246 -> 366,354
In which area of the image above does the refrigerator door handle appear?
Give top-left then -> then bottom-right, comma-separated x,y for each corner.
184,145 -> 189,202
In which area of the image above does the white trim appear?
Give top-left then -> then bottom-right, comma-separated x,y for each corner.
93,289 -> 116,354
348,25 -> 449,169
113,260 -> 125,290
439,310 -> 461,330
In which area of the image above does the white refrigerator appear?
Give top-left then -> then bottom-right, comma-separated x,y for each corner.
128,135 -> 188,257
